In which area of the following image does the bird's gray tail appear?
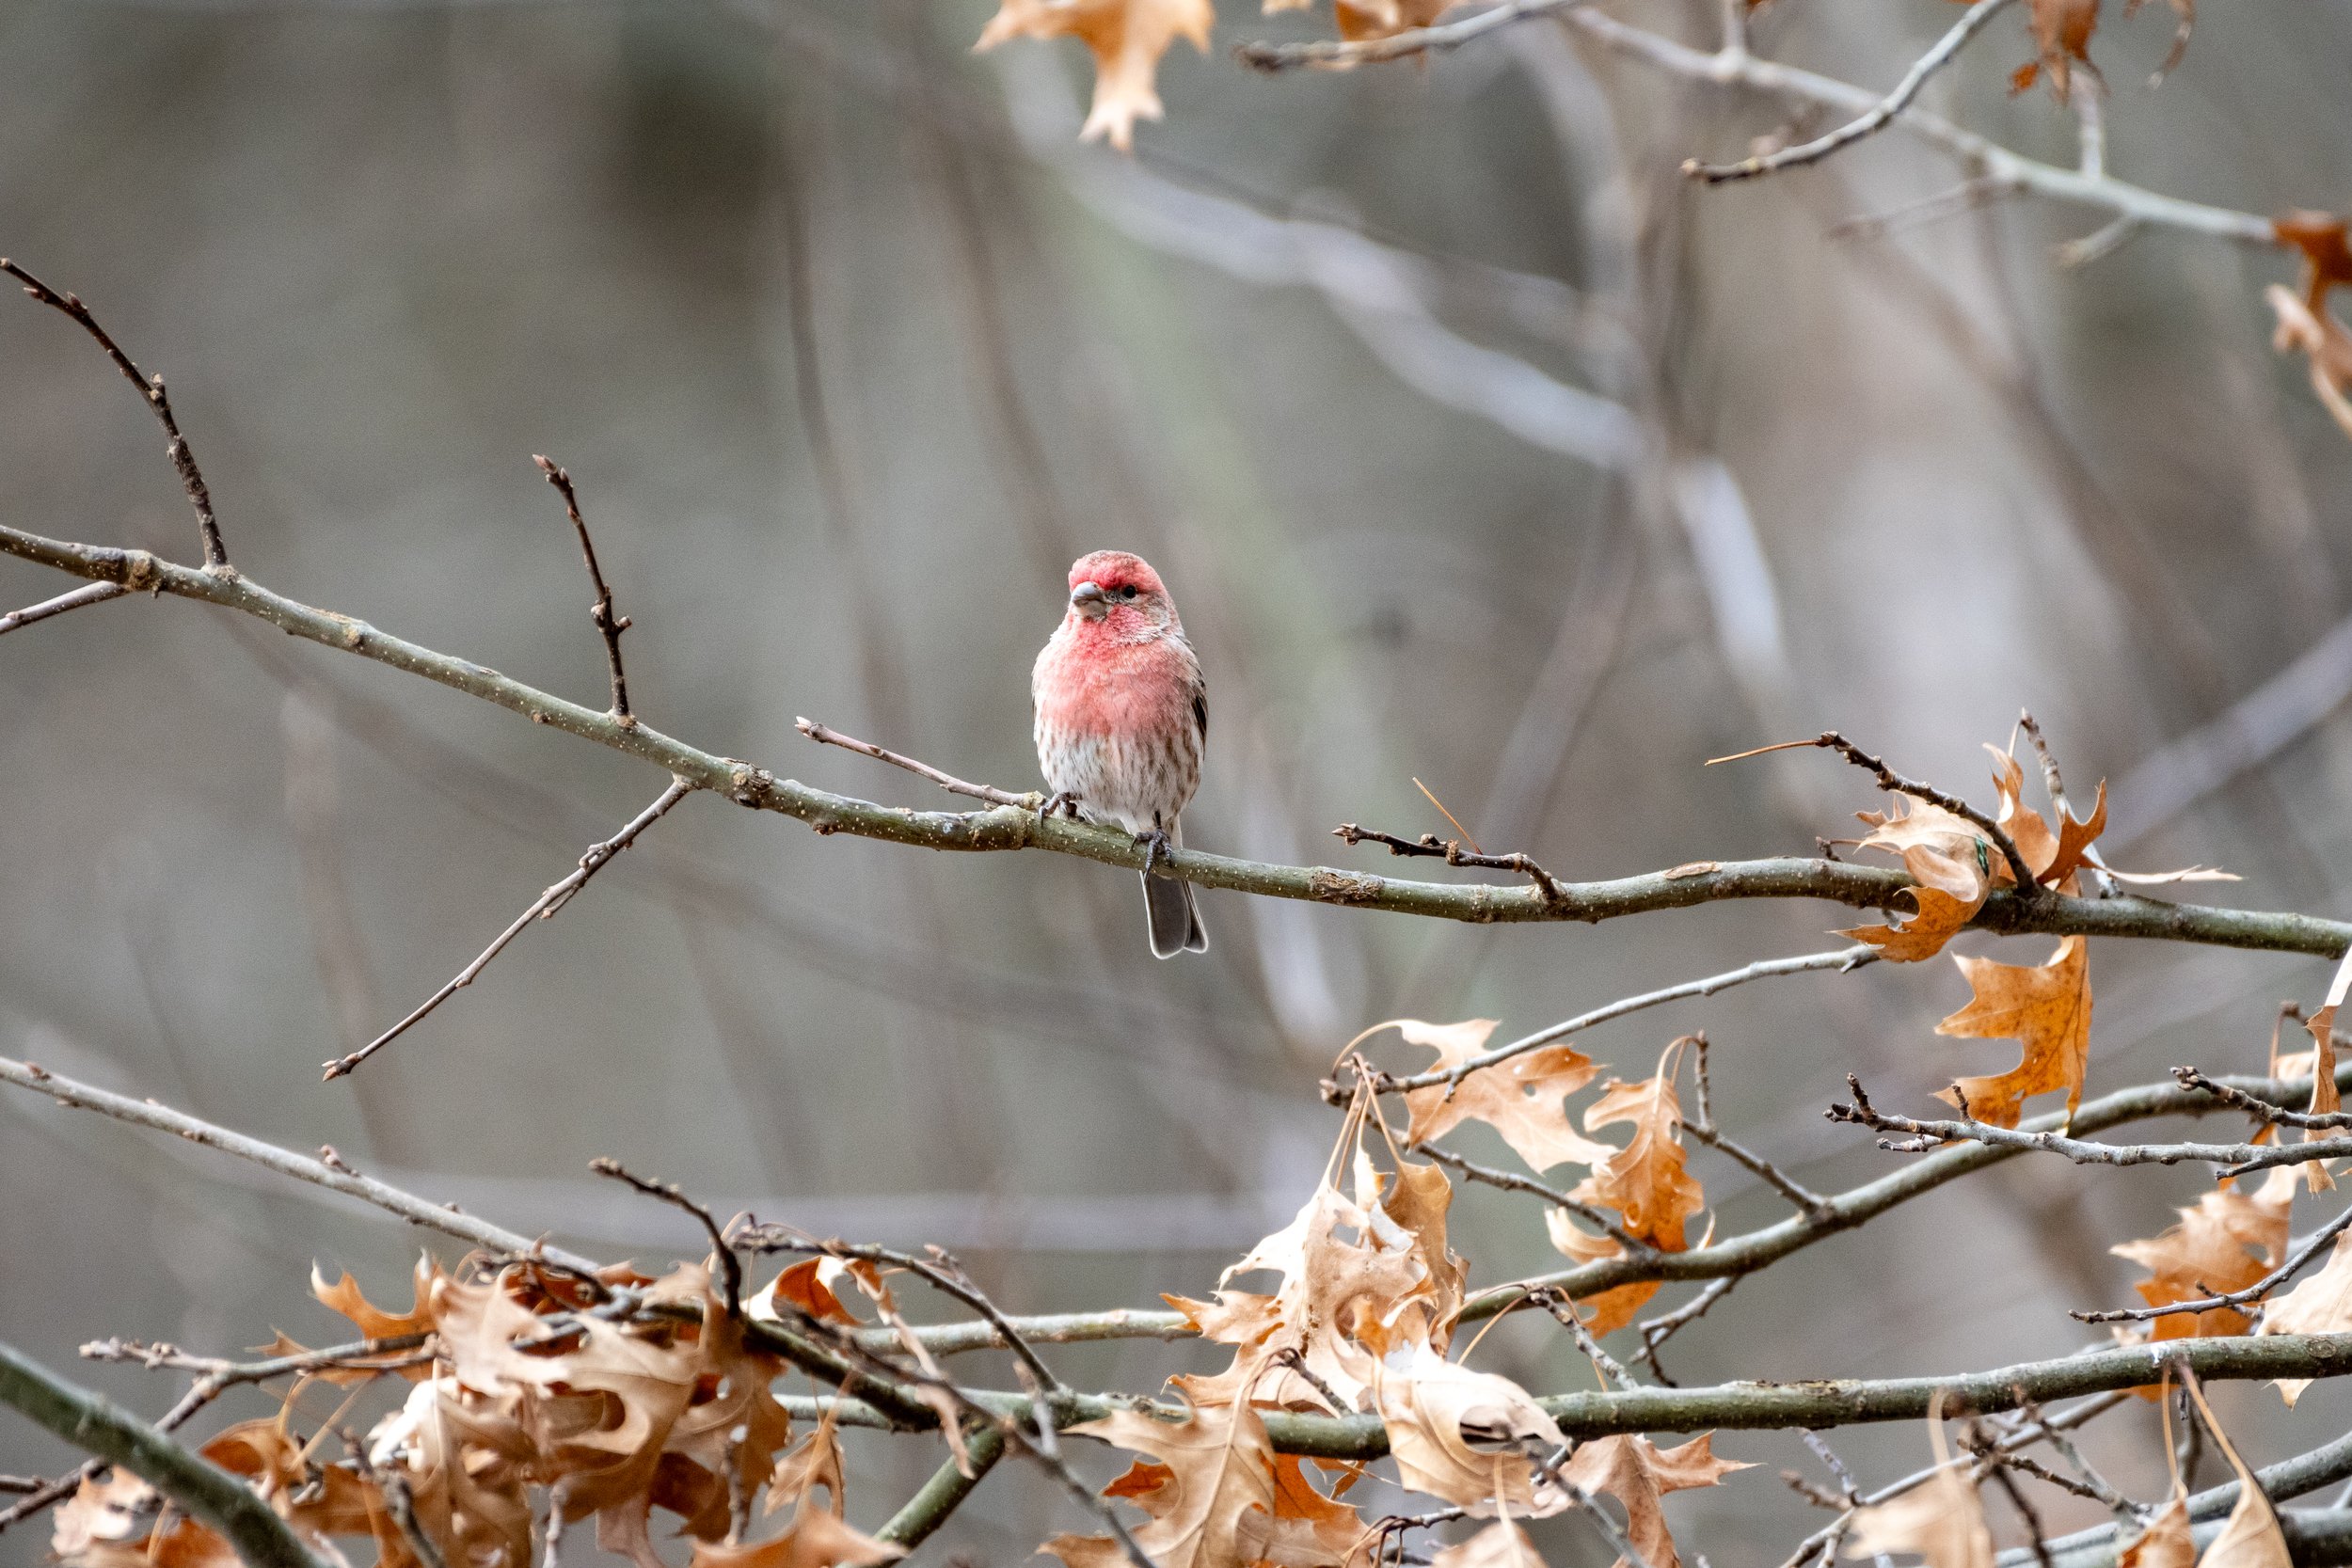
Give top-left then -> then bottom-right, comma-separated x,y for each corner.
1144,821 -> 1208,959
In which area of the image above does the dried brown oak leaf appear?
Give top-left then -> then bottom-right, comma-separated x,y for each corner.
2112,1164 -> 2295,1361
1934,934 -> 2093,1128
2001,0 -> 2190,103
2268,213 -> 2352,444
2118,1494 -> 2196,1568
975,0 -> 1213,150
2257,1225 -> 2352,1404
1837,794 -> 2004,962
1199,1150 -> 1466,1410
1560,1434 -> 1751,1568
1041,1398 -> 1282,1568
1545,1043 -> 1707,1336
1387,1019 -> 1614,1173
53,1469 -> 235,1568
1431,1519 -> 1546,1568
2184,1374 -> 2292,1568
1370,1339 -> 1566,1514
1843,1407 -> 1991,1568
687,1511 -> 903,1568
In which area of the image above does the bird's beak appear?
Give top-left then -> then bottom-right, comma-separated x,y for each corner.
1069,581 -> 1110,620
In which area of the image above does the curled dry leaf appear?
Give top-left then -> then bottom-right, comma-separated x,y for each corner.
2181,1375 -> 2292,1568
1837,793 -> 2002,962
1203,1146 -> 1466,1410
686,1512 -> 903,1568
2111,1164 -> 2295,1367
1840,743 -> 2110,962
2268,213 -> 2352,444
2257,1226 -> 2352,1404
1370,1340 -> 1565,1515
1544,1042 -> 1706,1335
1934,934 -> 2093,1129
1431,1518 -> 1546,1568
1560,1434 -> 1752,1568
974,0 -> 1214,150
1043,1399 -> 1280,1568
2117,1494 -> 2195,1568
1390,1019 -> 1614,1173
1843,1407 -> 1991,1568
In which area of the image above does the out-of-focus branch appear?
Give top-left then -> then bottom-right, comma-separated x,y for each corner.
1235,0 -> 1580,69
323,778 -> 693,1080
1560,8 -> 2272,244
877,1424 -> 1008,1547
0,580 -> 127,637
0,1339 -> 328,1568
1685,0 -> 2015,183
0,1053 -> 603,1273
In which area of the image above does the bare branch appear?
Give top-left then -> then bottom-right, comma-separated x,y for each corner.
798,717 -> 1039,810
589,1157 -> 744,1317
4,524 -> 2349,956
1827,1076 -> 2352,1175
1715,731 -> 2038,892
877,1424 -> 1008,1547
1,260 -> 228,566
0,1338 -> 328,1568
0,580 -> 128,638
2170,1065 -> 2352,1129
1685,0 -> 2015,183
533,456 -> 633,727
1334,821 -> 1565,901
1383,946 -> 1877,1094
1235,0 -> 1579,70
326,777 -> 693,1080
0,1053 -> 602,1273
733,1221 -> 1066,1394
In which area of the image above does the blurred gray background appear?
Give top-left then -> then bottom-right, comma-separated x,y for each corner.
5,0 -> 2352,1560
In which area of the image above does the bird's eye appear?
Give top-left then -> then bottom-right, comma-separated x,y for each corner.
1120,584 -> 1139,600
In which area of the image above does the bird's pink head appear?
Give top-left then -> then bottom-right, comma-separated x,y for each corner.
1064,550 -> 1179,634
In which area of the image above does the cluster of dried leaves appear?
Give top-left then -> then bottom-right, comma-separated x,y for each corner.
1075,1078 -> 1744,1568
57,1259 -> 897,1568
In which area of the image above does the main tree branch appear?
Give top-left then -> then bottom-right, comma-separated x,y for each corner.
0,1339 -> 329,1568
2,522 -> 2344,956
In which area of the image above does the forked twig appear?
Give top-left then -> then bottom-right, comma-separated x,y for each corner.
534,456 -> 634,727
0,581 -> 129,638
1,259 -> 227,567
589,1158 -> 744,1317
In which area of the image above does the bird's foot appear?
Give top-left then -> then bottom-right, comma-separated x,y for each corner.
1136,827 -> 1174,879
1038,791 -> 1082,828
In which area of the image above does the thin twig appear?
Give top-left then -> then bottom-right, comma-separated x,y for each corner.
1629,1277 -> 1740,1384
1333,822 -> 1565,901
1827,1076 -> 2352,1175
1412,1143 -> 1659,1259
1685,0 -> 2015,183
534,456 -> 633,727
0,580 -> 128,638
1384,946 -> 1877,1093
326,777 -> 693,1079
1235,0 -> 1580,69
0,1053 -> 601,1272
589,1158 -> 743,1317
1687,1035 -> 1826,1212
2018,712 -> 2114,895
1,260 -> 227,566
1981,1451 -> 2058,1568
1530,1289 -> 1641,1390
732,1222 -> 1066,1394
1714,732 -> 2037,892
2172,1065 -> 2352,1130
796,718 -> 1040,811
